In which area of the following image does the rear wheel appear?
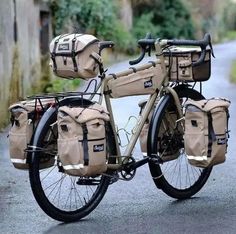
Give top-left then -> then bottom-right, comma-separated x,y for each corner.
148,87 -> 212,199
29,106 -> 116,222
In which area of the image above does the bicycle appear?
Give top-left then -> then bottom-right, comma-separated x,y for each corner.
28,34 -> 214,222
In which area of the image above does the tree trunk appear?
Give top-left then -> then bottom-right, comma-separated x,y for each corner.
118,0 -> 133,31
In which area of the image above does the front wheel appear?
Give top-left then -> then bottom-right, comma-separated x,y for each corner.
148,87 -> 212,199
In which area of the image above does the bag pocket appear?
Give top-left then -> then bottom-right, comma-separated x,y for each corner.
184,110 -> 208,167
58,137 -> 83,176
9,131 -> 28,169
58,136 -> 107,176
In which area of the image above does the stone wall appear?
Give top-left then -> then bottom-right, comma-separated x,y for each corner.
0,0 -> 43,128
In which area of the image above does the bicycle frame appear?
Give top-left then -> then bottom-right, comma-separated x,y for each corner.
96,41 -> 185,171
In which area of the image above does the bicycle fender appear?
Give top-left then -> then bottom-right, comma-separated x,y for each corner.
147,84 -> 189,156
147,94 -> 171,159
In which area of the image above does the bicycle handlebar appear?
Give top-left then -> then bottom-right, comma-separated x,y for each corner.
129,33 -> 153,65
129,33 -> 215,66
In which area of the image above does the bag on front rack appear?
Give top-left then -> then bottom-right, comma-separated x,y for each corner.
107,62 -> 163,98
49,33 -> 102,79
164,47 -> 211,82
8,99 -> 55,169
184,98 -> 230,168
57,103 -> 110,176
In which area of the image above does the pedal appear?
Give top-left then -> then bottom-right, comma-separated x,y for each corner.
109,172 -> 119,184
76,178 -> 101,186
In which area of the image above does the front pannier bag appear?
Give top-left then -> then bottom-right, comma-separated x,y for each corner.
184,98 -> 230,168
57,103 -> 110,176
164,47 -> 211,82
49,34 -> 102,79
9,99 -> 55,169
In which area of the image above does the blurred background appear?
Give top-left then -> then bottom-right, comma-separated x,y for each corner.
0,0 -> 236,129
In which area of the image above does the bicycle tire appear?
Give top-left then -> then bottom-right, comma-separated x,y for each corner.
148,86 -> 212,199
29,104 -> 117,222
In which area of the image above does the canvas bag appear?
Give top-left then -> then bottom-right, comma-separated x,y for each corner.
138,99 -> 179,162
9,99 -> 55,169
184,98 -> 230,168
49,34 -> 102,79
57,103 -> 110,176
164,47 -> 211,82
107,64 -> 163,98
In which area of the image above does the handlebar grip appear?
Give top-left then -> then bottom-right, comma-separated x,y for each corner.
167,33 -> 211,48
138,38 -> 155,47
129,50 -> 146,65
167,33 -> 212,67
129,33 -> 154,65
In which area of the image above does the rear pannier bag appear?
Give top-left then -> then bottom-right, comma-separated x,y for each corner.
9,99 -> 55,169
138,99 -> 180,162
184,98 -> 230,168
49,34 -> 102,79
164,47 -> 211,82
57,103 -> 110,176
107,63 -> 163,98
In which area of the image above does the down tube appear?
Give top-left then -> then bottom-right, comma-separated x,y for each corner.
123,92 -> 159,157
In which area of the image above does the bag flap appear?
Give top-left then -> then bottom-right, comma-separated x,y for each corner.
58,103 -> 110,124
185,98 -> 230,112
9,102 -> 34,112
50,34 -> 99,54
9,99 -> 55,112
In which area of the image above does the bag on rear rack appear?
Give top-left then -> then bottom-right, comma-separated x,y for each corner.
57,103 -> 110,176
49,33 -> 102,79
184,98 -> 230,168
9,99 -> 55,169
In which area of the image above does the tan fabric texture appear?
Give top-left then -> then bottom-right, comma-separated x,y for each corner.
49,34 -> 102,79
57,103 -> 110,176
107,65 -> 163,98
184,98 -> 230,168
9,100 -> 55,169
164,47 -> 211,82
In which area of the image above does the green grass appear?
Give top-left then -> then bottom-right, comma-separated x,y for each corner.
222,30 -> 236,42
230,59 -> 236,83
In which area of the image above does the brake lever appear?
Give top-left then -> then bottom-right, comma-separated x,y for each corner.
209,40 -> 215,58
147,45 -> 151,56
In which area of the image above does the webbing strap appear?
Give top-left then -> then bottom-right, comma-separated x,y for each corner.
72,36 -> 78,72
81,123 -> 89,166
207,112 -> 216,157
51,39 -> 59,72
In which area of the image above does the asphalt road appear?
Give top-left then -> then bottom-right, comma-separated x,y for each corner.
1,40 -> 236,234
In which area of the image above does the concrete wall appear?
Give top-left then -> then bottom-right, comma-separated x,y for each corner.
0,0 -> 42,128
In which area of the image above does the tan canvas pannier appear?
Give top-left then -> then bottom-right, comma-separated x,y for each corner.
9,99 -> 55,169
184,98 -> 230,168
138,99 -> 179,162
164,47 -> 211,82
57,103 -> 110,176
49,34 -> 102,79
107,62 -> 163,98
